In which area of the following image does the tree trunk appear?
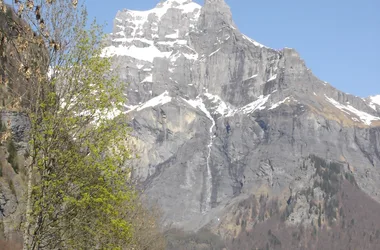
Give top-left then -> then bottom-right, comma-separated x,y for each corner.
23,163 -> 33,250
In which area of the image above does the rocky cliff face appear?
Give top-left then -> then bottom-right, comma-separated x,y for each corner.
104,0 -> 380,247
0,8 -> 35,243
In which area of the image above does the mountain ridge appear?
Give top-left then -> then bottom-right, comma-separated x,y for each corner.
103,0 -> 380,247
104,0 -> 379,120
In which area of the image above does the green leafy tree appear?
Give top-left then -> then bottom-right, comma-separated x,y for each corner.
0,0 -> 165,249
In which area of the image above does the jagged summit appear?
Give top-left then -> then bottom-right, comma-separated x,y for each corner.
199,0 -> 236,29
103,0 -> 380,130
102,0 -> 201,65
158,0 -> 193,5
156,0 -> 199,10
113,0 -> 200,36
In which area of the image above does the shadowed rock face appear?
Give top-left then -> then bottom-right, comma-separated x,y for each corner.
106,0 -> 380,245
0,7 -> 48,110
0,7 -> 41,242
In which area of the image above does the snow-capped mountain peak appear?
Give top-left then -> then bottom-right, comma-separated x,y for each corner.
369,95 -> 380,110
102,0 -> 202,61
111,0 -> 200,40
370,95 -> 380,105
103,0 -> 380,129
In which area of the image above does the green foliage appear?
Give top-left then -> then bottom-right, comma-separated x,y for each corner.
0,1 -> 164,249
6,139 -> 18,174
20,5 -> 163,249
27,35 -> 133,247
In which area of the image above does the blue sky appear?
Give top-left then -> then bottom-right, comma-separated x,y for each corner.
86,0 -> 379,97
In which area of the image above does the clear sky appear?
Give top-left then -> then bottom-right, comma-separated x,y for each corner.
86,0 -> 380,97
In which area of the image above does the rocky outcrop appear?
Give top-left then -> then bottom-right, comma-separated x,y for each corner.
0,7 -> 47,110
0,112 -> 30,152
0,7 -> 35,242
0,112 -> 27,243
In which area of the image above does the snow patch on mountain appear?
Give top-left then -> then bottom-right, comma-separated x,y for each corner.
267,74 -> 277,82
141,75 -> 153,83
183,97 -> 213,119
112,37 -> 153,45
126,91 -> 172,113
157,40 -> 188,46
101,44 -> 172,62
166,30 -> 180,39
325,95 -> 380,125
209,48 -> 221,57
241,34 -> 266,48
239,95 -> 270,114
203,93 -> 235,116
269,97 -> 291,110
102,0 -> 201,62
161,0 -> 201,15
121,0 -> 200,37
369,95 -> 380,110
184,93 -> 276,117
